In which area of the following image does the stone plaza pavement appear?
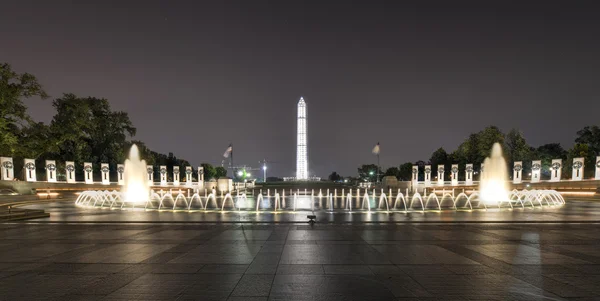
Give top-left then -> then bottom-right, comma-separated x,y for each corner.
1,221 -> 600,301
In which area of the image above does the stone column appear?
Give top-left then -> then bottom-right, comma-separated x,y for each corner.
437,165 -> 444,186
596,156 -> 600,180
550,159 -> 562,182
65,161 -> 75,183
45,160 -> 57,182
185,166 -> 193,186
531,160 -> 541,183
101,163 -> 110,185
411,165 -> 418,187
424,165 -> 431,186
198,166 -> 205,190
1,157 -> 14,181
83,162 -> 93,184
465,164 -> 473,185
159,165 -> 167,186
173,166 -> 180,186
513,161 -> 523,184
147,166 -> 154,185
572,157 -> 584,181
117,164 -> 125,185
451,164 -> 458,186
24,159 -> 36,182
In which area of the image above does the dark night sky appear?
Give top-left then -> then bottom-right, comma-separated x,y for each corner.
2,1 -> 599,177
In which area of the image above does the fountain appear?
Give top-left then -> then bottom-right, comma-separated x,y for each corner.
75,143 -> 565,213
123,145 -> 150,204
479,143 -> 509,206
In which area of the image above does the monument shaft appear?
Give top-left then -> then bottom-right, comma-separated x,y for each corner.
296,97 -> 308,179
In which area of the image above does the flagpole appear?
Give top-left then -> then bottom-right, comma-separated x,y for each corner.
230,143 -> 234,171
377,153 -> 380,183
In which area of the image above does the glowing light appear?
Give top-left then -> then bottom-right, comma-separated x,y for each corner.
263,165 -> 267,170
559,191 -> 595,196
237,170 -> 243,176
37,192 -> 59,197
123,144 -> 150,203
479,143 -> 509,205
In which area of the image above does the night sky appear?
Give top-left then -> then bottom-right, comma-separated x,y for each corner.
1,1 -> 599,177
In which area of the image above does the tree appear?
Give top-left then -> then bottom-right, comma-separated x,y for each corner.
357,164 -> 381,182
49,94 -> 136,181
383,167 -> 399,179
478,126 -> 505,159
534,143 -> 567,179
504,129 -> 532,178
566,143 -> 594,179
452,126 -> 505,167
328,171 -> 342,182
504,129 -> 530,162
215,166 -> 227,178
575,125 -> 600,154
201,163 -> 216,180
398,162 -> 413,181
429,147 -> 452,178
0,63 -> 49,156
574,125 -> 600,178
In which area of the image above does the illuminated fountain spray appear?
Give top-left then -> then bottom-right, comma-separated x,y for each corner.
123,144 -> 150,203
479,143 -> 509,205
77,142 -> 564,211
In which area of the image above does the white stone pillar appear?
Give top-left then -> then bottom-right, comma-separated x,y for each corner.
1,157 -> 14,181
550,159 -> 562,182
596,156 -> 600,180
185,166 -> 192,186
173,166 -> 180,186
437,165 -> 444,186
531,160 -> 541,183
159,166 -> 167,185
147,166 -> 154,185
101,163 -> 110,184
513,161 -> 523,184
451,164 -> 458,186
465,164 -> 473,185
83,162 -> 93,184
198,166 -> 204,190
424,165 -> 431,186
480,163 -> 485,179
24,159 -> 36,182
411,165 -> 418,186
45,160 -> 57,182
572,157 -> 584,181
65,161 -> 75,183
117,164 -> 125,185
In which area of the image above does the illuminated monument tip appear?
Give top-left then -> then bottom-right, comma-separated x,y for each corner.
296,97 -> 308,180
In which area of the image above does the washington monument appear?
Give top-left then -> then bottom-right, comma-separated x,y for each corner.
296,97 -> 308,179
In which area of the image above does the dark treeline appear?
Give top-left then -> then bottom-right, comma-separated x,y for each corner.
0,63 -> 224,182
376,125 -> 600,182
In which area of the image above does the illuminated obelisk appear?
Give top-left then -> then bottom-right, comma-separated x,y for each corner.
296,97 -> 308,180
